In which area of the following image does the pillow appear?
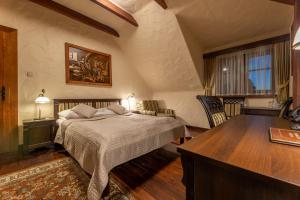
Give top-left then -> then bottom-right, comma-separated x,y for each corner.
65,111 -> 81,119
94,108 -> 115,117
58,109 -> 71,118
107,104 -> 128,115
71,104 -> 97,118
58,109 -> 82,119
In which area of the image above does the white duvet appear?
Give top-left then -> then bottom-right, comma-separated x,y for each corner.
55,113 -> 185,200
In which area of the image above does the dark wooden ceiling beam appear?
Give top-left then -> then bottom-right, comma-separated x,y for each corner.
91,0 -> 138,27
270,0 -> 295,5
29,0 -> 119,37
154,0 -> 168,9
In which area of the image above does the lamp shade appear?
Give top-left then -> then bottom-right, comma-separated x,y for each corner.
293,27 -> 300,50
35,96 -> 50,104
35,89 -> 50,104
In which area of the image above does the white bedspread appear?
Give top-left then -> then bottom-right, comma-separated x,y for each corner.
55,113 -> 185,200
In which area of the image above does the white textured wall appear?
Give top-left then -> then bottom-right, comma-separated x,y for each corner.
153,91 -> 209,129
115,1 -> 208,128
246,98 -> 275,108
116,1 -> 203,91
177,17 -> 205,84
0,0 -> 152,125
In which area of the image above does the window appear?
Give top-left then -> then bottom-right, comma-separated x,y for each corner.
246,53 -> 272,95
215,46 -> 273,96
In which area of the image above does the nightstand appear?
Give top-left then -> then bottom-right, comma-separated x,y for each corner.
23,118 -> 56,153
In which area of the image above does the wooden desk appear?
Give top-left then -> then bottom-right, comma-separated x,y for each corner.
178,115 -> 300,200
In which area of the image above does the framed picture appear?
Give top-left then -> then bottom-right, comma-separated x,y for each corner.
65,43 -> 112,87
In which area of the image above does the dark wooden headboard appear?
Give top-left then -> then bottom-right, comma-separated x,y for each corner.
54,98 -> 122,119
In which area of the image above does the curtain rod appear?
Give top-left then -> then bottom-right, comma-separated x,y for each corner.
203,34 -> 290,59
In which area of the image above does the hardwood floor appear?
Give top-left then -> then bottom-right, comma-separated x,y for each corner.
113,149 -> 185,200
0,148 -> 185,200
0,147 -> 66,175
0,127 -> 206,200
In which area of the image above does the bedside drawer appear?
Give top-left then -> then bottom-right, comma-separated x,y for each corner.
23,119 -> 55,152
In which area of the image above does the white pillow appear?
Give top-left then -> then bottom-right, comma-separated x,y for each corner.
58,109 -> 71,118
71,104 -> 97,118
107,104 -> 128,115
58,109 -> 81,119
94,108 -> 115,117
65,111 -> 81,119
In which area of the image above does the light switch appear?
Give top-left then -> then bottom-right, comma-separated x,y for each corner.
26,72 -> 34,78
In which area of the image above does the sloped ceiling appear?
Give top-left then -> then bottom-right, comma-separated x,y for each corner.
53,0 -> 135,31
168,0 -> 294,51
109,0 -> 147,13
116,1 -> 203,91
48,0 -> 293,92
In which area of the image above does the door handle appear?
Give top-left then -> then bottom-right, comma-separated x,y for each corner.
0,86 -> 5,101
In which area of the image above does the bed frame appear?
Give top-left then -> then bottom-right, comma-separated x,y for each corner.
53,98 -> 122,119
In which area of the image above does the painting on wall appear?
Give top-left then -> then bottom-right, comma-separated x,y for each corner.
65,43 -> 112,87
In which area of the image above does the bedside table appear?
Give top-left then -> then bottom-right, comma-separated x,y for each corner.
23,118 -> 56,153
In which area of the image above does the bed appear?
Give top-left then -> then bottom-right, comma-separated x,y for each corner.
53,99 -> 185,200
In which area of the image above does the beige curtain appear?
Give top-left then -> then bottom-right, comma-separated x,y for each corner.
215,52 -> 245,96
273,41 -> 290,104
203,57 -> 216,96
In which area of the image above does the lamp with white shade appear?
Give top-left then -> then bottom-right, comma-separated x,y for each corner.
35,89 -> 50,120
121,93 -> 136,111
293,27 -> 300,50
127,93 -> 136,111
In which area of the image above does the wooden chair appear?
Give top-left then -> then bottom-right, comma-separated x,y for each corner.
223,97 -> 245,119
279,97 -> 293,119
197,96 -> 227,128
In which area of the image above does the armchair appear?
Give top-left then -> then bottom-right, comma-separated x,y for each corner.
136,100 -> 176,118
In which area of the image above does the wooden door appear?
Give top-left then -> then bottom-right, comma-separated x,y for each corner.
0,26 -> 18,154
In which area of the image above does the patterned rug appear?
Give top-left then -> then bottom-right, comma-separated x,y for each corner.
0,157 -> 134,200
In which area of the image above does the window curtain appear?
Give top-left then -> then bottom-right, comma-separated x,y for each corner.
244,45 -> 273,95
212,39 -> 290,98
273,41 -> 290,103
203,57 -> 216,96
215,52 -> 245,96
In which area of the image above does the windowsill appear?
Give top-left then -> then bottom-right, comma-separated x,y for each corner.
217,95 -> 275,99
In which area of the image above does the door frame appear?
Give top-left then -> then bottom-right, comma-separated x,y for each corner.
0,25 -> 18,154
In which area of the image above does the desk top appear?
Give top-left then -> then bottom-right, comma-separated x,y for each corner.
178,115 -> 300,188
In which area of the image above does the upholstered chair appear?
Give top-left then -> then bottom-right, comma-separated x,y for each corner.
197,95 -> 227,128
136,100 -> 176,118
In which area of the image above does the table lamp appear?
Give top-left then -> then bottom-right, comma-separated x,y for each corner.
122,93 -> 136,111
35,89 -> 50,120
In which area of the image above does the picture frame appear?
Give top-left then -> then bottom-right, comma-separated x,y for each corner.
65,43 -> 112,87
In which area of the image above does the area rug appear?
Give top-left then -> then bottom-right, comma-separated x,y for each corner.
0,157 -> 134,200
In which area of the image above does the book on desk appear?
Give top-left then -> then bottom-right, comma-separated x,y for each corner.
270,127 -> 300,147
